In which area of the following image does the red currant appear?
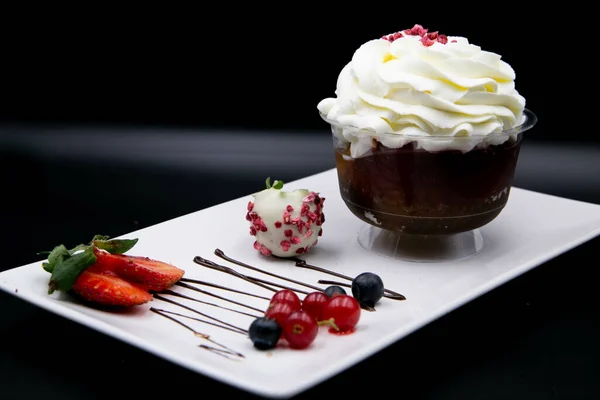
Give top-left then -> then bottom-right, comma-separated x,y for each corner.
321,294 -> 361,333
282,310 -> 318,349
302,291 -> 329,321
264,302 -> 295,328
270,289 -> 302,311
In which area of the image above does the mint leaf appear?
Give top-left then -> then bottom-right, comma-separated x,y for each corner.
68,244 -> 89,254
48,246 -> 96,294
42,245 -> 70,273
91,234 -> 110,242
272,180 -> 284,190
92,238 -> 138,254
265,177 -> 272,189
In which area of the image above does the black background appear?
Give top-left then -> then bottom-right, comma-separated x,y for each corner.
0,14 -> 555,141
2,9 -> 599,400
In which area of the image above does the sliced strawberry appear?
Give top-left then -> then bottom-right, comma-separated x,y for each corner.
93,248 -> 184,292
72,266 -> 153,307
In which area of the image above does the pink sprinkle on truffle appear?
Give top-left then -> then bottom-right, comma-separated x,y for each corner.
274,221 -> 282,228
259,221 -> 268,232
307,211 -> 318,221
451,39 -> 457,43
295,247 -> 305,254
247,201 -> 254,211
280,240 -> 291,252
284,229 -> 293,237
286,205 -> 294,212
302,193 -> 316,203
260,245 -> 272,256
303,229 -> 313,239
253,241 -> 261,251
438,34 -> 448,44
290,236 -> 302,245
250,226 -> 257,236
300,204 -> 310,216
283,211 -> 291,224
427,31 -> 438,40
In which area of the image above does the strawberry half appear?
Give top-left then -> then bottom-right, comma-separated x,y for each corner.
93,248 -> 184,292
72,265 -> 153,307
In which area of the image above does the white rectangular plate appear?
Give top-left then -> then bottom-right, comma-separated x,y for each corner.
2,168 -> 600,399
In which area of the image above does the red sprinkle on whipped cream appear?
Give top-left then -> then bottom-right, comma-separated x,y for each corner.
382,24 -> 451,46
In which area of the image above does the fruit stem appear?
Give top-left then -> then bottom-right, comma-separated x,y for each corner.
318,318 -> 339,331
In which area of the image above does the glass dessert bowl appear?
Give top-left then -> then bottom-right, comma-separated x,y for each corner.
322,109 -> 537,262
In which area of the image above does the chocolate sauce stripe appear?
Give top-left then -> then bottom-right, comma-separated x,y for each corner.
296,259 -> 406,300
178,278 -> 271,301
175,282 -> 266,313
208,249 -> 405,301
161,288 -> 262,318
214,249 -> 325,293
193,256 -> 312,297
153,293 -> 248,335
193,256 -> 279,293
150,307 -> 245,359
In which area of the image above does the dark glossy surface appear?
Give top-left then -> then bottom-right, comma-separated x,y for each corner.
1,124 -> 599,399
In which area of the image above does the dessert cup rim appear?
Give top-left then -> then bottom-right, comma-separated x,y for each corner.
319,108 -> 537,139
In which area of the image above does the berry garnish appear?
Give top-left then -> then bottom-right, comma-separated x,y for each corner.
321,294 -> 361,333
249,317 -> 282,350
302,291 -> 329,321
264,301 -> 295,328
282,310 -> 318,349
39,234 -> 184,307
324,285 -> 347,298
270,289 -> 302,311
351,272 -> 385,309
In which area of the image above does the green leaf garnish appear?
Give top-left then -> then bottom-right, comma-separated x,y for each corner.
92,238 -> 138,255
42,245 -> 70,273
265,177 -> 284,190
47,246 -> 97,294
40,234 -> 139,292
272,180 -> 284,190
91,234 -> 110,242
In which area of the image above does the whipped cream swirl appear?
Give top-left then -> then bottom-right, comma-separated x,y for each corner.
317,28 -> 526,157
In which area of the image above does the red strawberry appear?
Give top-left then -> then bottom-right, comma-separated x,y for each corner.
93,248 -> 184,292
72,265 -> 153,307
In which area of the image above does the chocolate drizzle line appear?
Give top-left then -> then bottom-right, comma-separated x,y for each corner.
295,259 -> 406,300
153,293 -> 248,335
161,289 -> 262,318
151,307 -> 246,336
179,278 -> 270,301
175,282 -> 265,313
193,256 -> 310,296
150,307 -> 244,360
214,249 -> 325,293
193,256 -> 279,293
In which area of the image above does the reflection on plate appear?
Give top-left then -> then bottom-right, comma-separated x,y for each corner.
2,169 -> 600,399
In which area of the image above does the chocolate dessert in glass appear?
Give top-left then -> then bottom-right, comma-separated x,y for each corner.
317,25 -> 538,261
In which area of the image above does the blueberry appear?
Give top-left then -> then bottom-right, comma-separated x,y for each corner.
324,285 -> 347,298
352,272 -> 384,308
248,317 -> 281,350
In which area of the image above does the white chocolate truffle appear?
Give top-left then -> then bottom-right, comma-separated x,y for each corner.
246,186 -> 325,257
